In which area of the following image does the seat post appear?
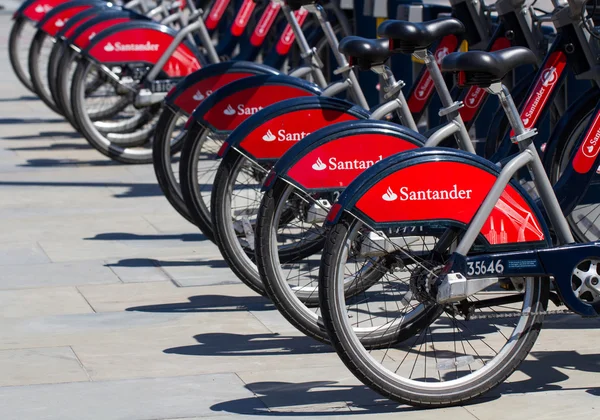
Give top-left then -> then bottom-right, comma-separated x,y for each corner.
305,3 -> 369,109
280,4 -> 328,88
370,65 -> 417,132
414,49 -> 475,154
487,83 -> 528,140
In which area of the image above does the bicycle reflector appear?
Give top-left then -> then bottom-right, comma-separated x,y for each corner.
184,116 -> 195,129
457,71 -> 466,88
262,169 -> 277,188
217,141 -> 229,157
326,203 -> 342,223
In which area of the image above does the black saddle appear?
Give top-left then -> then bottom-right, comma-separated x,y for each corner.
441,47 -> 537,86
287,0 -> 316,10
377,18 -> 465,53
338,37 -> 390,70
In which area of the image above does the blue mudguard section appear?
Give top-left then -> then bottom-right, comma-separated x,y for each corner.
221,96 -> 370,159
36,0 -> 106,30
54,5 -> 113,39
328,148 -> 551,249
165,61 -> 281,110
270,119 -> 427,190
189,74 -> 323,132
81,20 -> 202,64
63,10 -> 149,46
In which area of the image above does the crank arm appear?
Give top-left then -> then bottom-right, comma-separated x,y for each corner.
134,89 -> 167,107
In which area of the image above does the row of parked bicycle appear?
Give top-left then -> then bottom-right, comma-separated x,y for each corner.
9,0 -> 600,408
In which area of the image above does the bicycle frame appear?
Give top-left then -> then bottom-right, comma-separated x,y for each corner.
436,0 -> 600,318
490,0 -> 600,216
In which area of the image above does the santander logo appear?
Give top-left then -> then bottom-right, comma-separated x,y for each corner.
55,18 -> 66,27
382,187 -> 398,201
35,4 -> 52,13
223,104 -> 263,116
103,41 -> 160,53
193,90 -> 209,101
582,119 -> 600,159
382,184 -> 473,202
312,158 -> 326,171
262,130 -> 276,142
541,66 -> 558,87
262,129 -> 309,142
434,47 -> 450,63
311,155 -> 383,171
465,86 -> 485,109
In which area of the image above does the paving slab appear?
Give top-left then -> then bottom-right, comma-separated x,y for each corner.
0,260 -> 120,289
0,346 -> 89,386
0,373 -> 263,420
0,286 -> 94,318
0,241 -> 51,265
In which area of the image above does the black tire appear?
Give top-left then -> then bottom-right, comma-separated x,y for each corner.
71,59 -> 159,163
179,123 -> 226,242
9,16 -> 36,93
28,29 -> 63,115
210,150 -> 269,295
48,39 -> 66,112
257,180 -> 433,344
55,48 -> 81,131
256,180 -> 334,341
152,106 -> 195,224
320,213 -> 548,407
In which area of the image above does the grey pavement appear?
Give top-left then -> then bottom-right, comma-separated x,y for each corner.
0,5 -> 599,420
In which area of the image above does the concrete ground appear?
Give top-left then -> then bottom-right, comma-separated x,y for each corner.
0,5 -> 599,420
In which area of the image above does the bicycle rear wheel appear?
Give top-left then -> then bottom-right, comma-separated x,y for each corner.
28,29 -> 63,114
179,124 -> 226,242
71,59 -> 160,163
152,107 -> 193,224
320,212 -> 549,407
9,16 -> 36,93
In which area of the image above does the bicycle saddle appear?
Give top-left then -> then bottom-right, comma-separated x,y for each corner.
377,17 -> 464,53
441,47 -> 537,86
287,0 -> 316,10
338,36 -> 390,70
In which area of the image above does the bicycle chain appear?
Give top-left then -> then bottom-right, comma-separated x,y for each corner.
467,309 -> 574,320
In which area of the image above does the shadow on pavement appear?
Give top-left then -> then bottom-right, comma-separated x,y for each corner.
107,257 -> 224,270
87,232 -> 207,242
164,332 -> 330,357
0,180 -> 162,198
210,349 -> 600,416
493,350 -> 600,395
10,143 -> 88,152
0,117 -> 64,124
211,380 -> 409,416
18,158 -> 119,168
126,293 -> 271,313
5,131 -> 81,140
0,95 -> 39,102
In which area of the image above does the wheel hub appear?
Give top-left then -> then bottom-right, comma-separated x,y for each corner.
410,262 -> 442,304
572,259 -> 600,303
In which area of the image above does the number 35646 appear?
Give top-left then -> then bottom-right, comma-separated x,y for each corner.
467,260 -> 504,276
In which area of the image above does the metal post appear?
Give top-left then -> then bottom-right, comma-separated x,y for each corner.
281,5 -> 328,88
